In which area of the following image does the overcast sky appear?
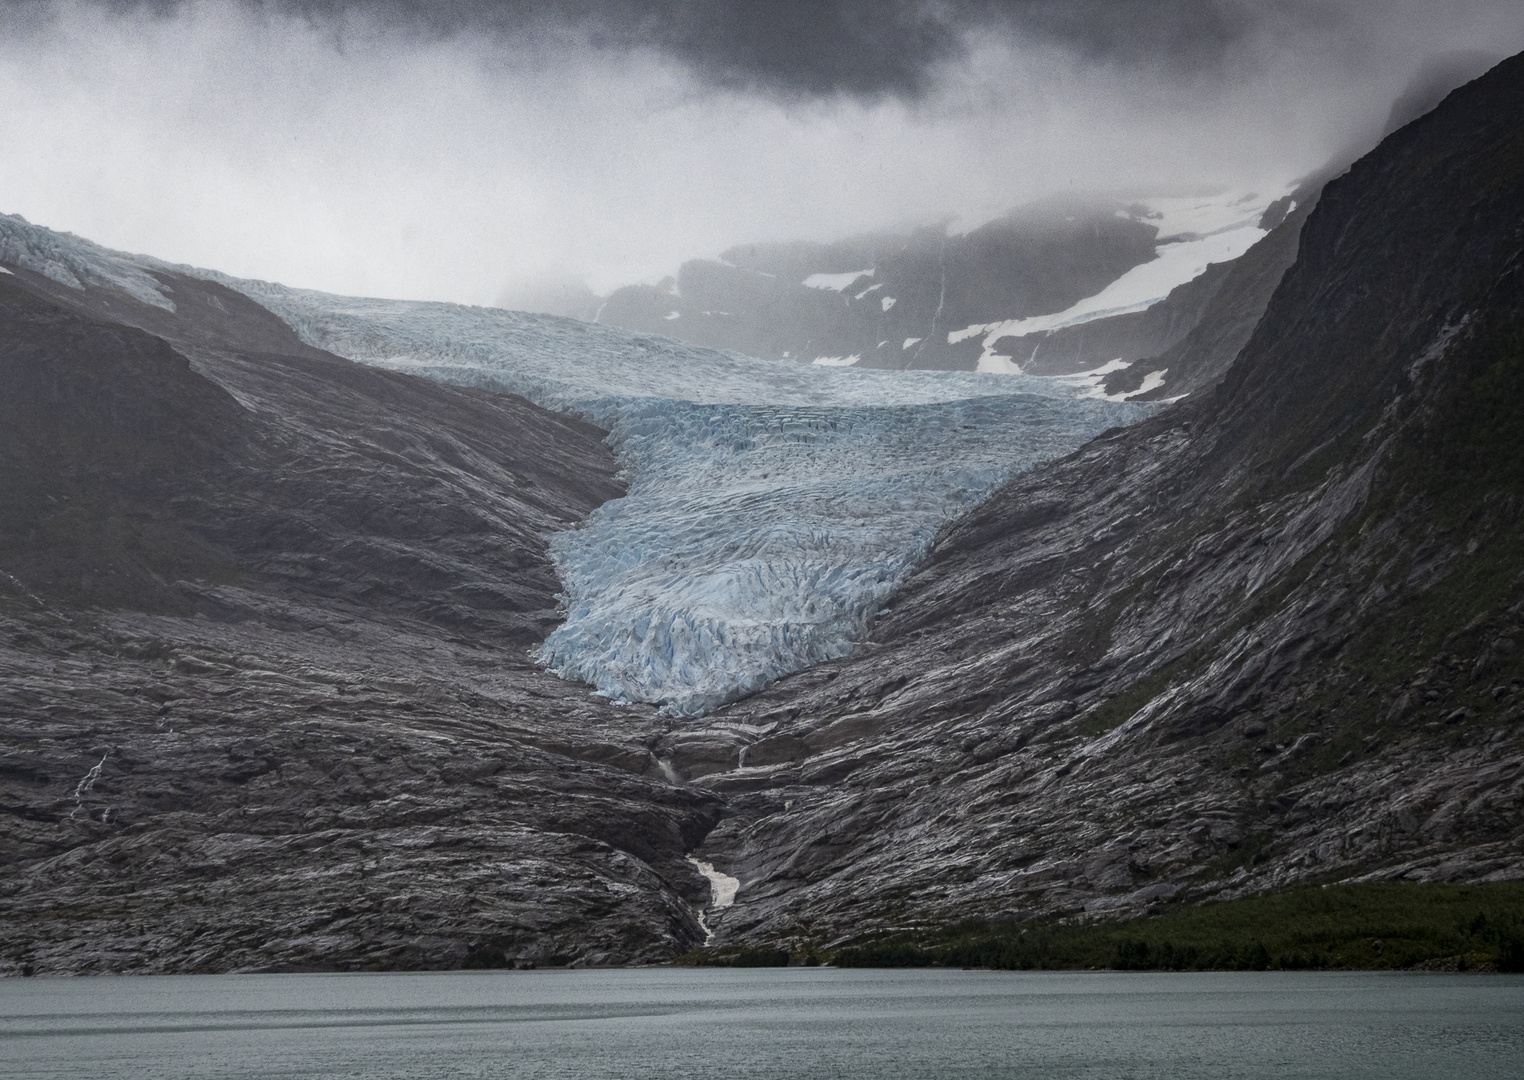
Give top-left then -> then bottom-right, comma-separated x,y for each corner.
1,0 -> 1520,305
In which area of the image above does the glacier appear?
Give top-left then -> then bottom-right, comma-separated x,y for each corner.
0,213 -> 1154,716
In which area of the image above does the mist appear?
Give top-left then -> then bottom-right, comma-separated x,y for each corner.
1,0 -> 1520,307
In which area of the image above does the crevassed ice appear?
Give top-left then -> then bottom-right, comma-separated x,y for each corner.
0,214 -> 1154,716
536,394 -> 1142,714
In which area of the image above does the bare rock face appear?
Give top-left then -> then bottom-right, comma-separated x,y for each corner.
0,272 -> 719,974
679,52 -> 1524,950
3,53 -> 1524,973
596,196 -> 1166,372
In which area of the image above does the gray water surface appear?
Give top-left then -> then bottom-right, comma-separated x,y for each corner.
3,968 -> 1521,1079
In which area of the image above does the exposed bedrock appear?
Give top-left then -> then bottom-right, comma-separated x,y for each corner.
3,52 -> 1523,972
682,53 -> 1524,949
0,273 -> 720,974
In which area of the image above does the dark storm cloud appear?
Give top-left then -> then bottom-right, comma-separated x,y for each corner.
29,0 -> 1346,98
3,0 -> 1520,306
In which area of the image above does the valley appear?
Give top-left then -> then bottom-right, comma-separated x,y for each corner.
0,50 -> 1521,975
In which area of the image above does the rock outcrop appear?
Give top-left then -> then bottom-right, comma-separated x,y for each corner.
679,52 -> 1524,949
3,51 -> 1523,973
595,193 -> 1266,375
0,272 -> 720,974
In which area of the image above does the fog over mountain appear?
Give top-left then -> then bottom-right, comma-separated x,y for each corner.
0,0 -> 1520,305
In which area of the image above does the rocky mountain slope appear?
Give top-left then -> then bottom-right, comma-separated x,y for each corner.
2,50 -> 1521,976
676,52 -> 1524,949
0,269 -> 724,974
594,190 -> 1284,379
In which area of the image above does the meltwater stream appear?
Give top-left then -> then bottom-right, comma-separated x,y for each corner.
0,216 -> 1153,714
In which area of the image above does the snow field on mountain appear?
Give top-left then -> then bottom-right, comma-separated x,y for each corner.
0,214 -> 1154,715
950,188 -> 1291,373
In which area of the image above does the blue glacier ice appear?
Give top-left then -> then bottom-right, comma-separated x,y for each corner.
0,214 -> 1155,716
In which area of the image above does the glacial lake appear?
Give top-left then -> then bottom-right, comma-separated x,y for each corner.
2,968 -> 1521,1079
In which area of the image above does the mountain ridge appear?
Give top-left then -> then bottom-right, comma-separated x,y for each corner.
674,51 -> 1524,948
0,52 -> 1521,973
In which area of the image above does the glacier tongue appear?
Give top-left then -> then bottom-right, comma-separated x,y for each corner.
0,215 -> 1154,715
538,394 -> 1144,714
179,281 -> 1151,714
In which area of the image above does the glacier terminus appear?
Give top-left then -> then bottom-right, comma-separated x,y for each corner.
0,214 -> 1154,715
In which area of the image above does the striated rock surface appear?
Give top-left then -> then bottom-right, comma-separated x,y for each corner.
0,272 -> 720,974
3,52 -> 1524,975
680,53 -> 1524,949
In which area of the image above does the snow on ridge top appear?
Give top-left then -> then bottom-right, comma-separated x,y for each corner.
1127,186 -> 1290,240
957,220 -> 1267,350
803,268 -> 873,291
952,185 -> 1294,374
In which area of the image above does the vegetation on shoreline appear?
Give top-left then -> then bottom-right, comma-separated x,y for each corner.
678,882 -> 1524,972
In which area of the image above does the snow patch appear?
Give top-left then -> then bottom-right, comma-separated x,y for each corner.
949,186 -> 1294,362
1051,362 -> 1169,403
855,283 -> 884,300
976,352 -> 1023,375
663,311 -> 681,320
952,223 -> 1266,348
902,337 -> 921,350
881,296 -> 897,312
810,354 -> 860,367
1129,190 -> 1274,238
803,269 -> 873,291
1039,357 -> 1133,395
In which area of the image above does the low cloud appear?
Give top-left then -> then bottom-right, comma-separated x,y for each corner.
0,1 -> 1519,305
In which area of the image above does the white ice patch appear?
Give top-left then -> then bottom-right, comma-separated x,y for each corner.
0,213 -> 1155,717
855,283 -> 884,300
1045,361 -> 1168,403
953,223 -> 1266,350
0,264 -> 12,275
881,296 -> 897,312
976,352 -> 1023,375
803,269 -> 873,291
1129,189 -> 1283,239
902,337 -> 921,350
810,354 -> 860,367
1042,357 -> 1132,395
950,186 -> 1292,367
